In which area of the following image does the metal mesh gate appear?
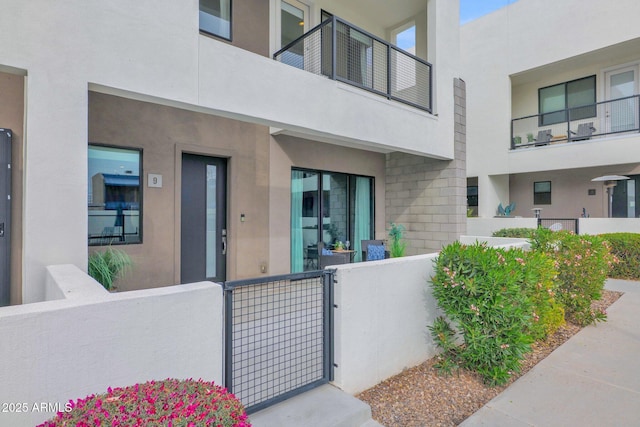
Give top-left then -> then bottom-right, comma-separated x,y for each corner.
224,270 -> 334,413
538,218 -> 579,234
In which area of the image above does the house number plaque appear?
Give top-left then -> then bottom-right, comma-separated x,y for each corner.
148,174 -> 162,188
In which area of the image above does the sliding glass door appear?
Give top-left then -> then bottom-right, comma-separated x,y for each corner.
291,169 -> 374,272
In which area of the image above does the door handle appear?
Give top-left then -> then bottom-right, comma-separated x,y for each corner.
0,223 -> 4,237
222,229 -> 227,255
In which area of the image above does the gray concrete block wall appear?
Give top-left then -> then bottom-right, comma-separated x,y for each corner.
385,78 -> 467,254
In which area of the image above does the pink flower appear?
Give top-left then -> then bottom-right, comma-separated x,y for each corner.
36,379 -> 251,427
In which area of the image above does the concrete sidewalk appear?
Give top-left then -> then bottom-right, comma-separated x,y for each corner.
460,279 -> 640,427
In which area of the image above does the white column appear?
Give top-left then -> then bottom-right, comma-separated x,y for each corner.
478,174 -> 510,218
23,73 -> 88,302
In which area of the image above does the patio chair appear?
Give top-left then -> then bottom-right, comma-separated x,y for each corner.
304,245 -> 318,269
569,122 -> 596,141
315,241 -> 348,268
361,239 -> 388,261
534,129 -> 553,146
549,222 -> 563,231
318,251 -> 350,268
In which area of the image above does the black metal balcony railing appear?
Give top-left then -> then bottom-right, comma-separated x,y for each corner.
511,95 -> 640,149
274,16 -> 433,113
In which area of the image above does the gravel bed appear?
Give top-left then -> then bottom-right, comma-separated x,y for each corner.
357,290 -> 623,427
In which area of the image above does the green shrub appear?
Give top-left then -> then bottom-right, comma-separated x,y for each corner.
88,247 -> 132,291
492,228 -> 537,238
530,228 -> 614,326
388,223 -> 407,257
431,242 -> 534,385
599,233 -> 640,280
518,250 -> 565,340
428,316 -> 460,375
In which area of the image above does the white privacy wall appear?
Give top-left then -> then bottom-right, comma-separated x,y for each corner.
0,265 -> 224,427
579,218 -> 640,235
467,217 -> 538,237
467,218 -> 640,237
331,254 -> 442,395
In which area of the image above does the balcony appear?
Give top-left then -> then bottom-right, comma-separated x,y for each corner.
273,16 -> 432,113
511,95 -> 640,149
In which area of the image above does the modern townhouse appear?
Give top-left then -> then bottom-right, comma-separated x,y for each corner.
463,0 -> 640,223
0,0 -> 464,306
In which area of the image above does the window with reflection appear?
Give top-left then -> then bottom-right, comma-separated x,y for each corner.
533,181 -> 552,205
291,168 -> 374,272
200,0 -> 232,40
539,76 -> 596,125
88,145 -> 142,245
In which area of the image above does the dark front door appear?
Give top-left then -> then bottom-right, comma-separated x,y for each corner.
0,129 -> 11,306
181,153 -> 227,283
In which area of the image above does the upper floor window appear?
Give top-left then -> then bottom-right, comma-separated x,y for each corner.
393,22 -> 416,54
88,145 -> 142,245
539,75 -> 596,126
200,0 -> 232,40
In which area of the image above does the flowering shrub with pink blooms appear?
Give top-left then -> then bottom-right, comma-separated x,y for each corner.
531,228 -> 616,326
37,378 -> 251,427
599,232 -> 640,280
517,249 -> 565,341
430,242 -> 539,386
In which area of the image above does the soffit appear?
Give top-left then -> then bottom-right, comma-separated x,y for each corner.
511,37 -> 640,86
318,0 -> 427,29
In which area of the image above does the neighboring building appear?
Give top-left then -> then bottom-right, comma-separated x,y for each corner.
0,0 -> 465,305
463,0 -> 640,221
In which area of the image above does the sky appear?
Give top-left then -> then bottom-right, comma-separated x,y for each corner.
460,0 -> 519,25
397,1 -> 519,51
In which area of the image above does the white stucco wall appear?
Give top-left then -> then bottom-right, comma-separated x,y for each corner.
331,255 -> 442,394
460,235 -> 530,249
0,0 -> 459,302
331,235 -> 530,395
0,265 -> 223,427
467,217 -> 538,237
467,218 -> 640,237
579,218 -> 640,235
197,39 -> 448,157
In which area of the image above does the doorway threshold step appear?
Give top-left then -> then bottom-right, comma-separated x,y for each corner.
249,384 -> 383,427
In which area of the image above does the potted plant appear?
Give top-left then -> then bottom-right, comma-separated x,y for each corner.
88,247 -> 132,291
527,133 -> 535,143
388,223 -> 407,257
